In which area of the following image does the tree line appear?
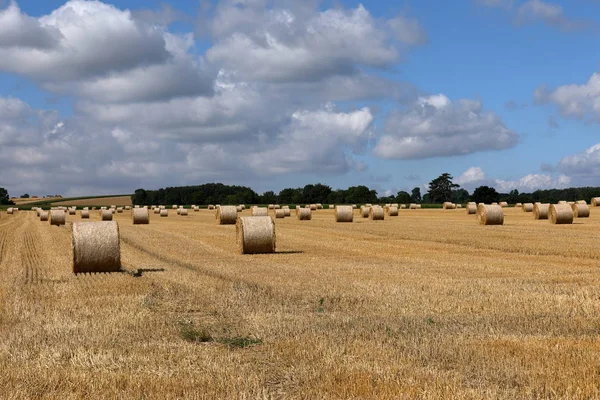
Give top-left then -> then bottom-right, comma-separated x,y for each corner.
130,174 -> 600,206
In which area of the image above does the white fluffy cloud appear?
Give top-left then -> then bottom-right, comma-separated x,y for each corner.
206,2 -> 425,83
373,94 -> 519,159
557,143 -> 600,178
454,166 -> 571,192
515,0 -> 586,30
535,72 -> 600,120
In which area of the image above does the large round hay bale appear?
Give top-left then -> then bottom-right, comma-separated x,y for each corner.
68,208 -> 76,215
208,205 -> 215,210
176,208 -> 182,215
172,205 -> 178,209
117,207 -> 123,213
549,204 -> 573,224
252,206 -> 268,217
6,208 -> 13,215
101,210 -> 113,221
329,204 -> 335,209
369,206 -> 384,221
515,203 -> 522,208
499,201 -> 508,207
466,204 -> 477,214
400,204 -> 407,209
72,221 -> 121,274
592,197 -> 600,207
282,207 -> 291,217
237,216 -> 275,254
180,208 -> 188,216
572,203 -> 590,218
443,202 -> 456,210
533,203 -> 549,220
274,209 -> 285,219
360,206 -> 370,218
365,203 -> 372,207
236,205 -> 243,212
576,200 -> 587,205
316,203 -> 323,210
309,204 -> 317,211
297,208 -> 312,220
409,203 -> 417,209
335,205 -> 353,222
391,203 -> 399,208
132,208 -> 149,224
218,206 -> 238,224
386,206 -> 399,217
193,206 -> 200,212
110,208 -> 116,214
154,208 -> 160,214
268,204 -> 274,210
40,211 -> 49,222
456,204 -> 463,209
50,210 -> 66,226
274,205 -> 281,210
522,203 -> 533,212
160,209 -> 168,217
477,204 -> 504,225
36,208 -> 41,217
81,210 -> 90,219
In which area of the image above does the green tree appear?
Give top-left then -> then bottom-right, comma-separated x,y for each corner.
260,191 -> 277,204
0,187 -> 13,205
396,191 -> 411,204
472,186 -> 500,204
302,183 -> 332,204
21,193 -> 30,198
451,188 -> 470,204
427,173 -> 459,203
278,188 -> 302,204
411,187 -> 422,203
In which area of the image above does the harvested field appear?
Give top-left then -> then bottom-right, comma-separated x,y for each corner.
1,207 -> 600,398
51,196 -> 132,207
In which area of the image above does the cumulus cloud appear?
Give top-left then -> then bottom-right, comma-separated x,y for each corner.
206,2 -> 425,83
454,166 -> 571,192
515,0 -> 588,31
557,143 -> 600,177
373,94 -> 519,159
0,1 -> 213,102
534,72 -> 600,120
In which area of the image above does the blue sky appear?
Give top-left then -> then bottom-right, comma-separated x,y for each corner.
0,0 -> 599,197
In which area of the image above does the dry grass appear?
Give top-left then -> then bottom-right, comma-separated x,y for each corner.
1,208 -> 600,398
52,196 -> 132,207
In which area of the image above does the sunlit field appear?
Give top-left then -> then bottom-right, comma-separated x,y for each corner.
0,207 -> 599,399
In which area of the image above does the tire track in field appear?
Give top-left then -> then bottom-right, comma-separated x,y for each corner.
21,230 -> 46,285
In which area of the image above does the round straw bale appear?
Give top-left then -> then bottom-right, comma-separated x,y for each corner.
268,204 -> 274,210
316,203 -> 323,209
159,205 -> 166,210
236,205 -> 243,212
576,200 -> 587,205
36,208 -> 41,217
72,221 -> 121,274
456,204 -> 463,209
329,204 -> 335,209
515,203 -> 522,207
275,209 -> 285,218
533,203 -> 549,220
309,204 -> 317,211
477,204 -> 504,225
409,203 -> 417,209
194,206 -> 200,212
466,204 -> 477,214
443,202 -> 456,210
101,210 -> 113,221
369,206 -> 384,221
132,208 -> 149,224
252,206 -> 268,217
297,208 -> 312,220
386,206 -> 399,217
499,201 -> 508,207
208,205 -> 215,210
365,203 -> 372,207
40,211 -> 49,222
572,203 -> 590,218
176,208 -> 181,215
592,197 -> 600,207
416,205 -> 422,209
125,206 -> 131,210
81,210 -> 90,219
400,204 -> 407,209
522,203 -> 533,212
117,207 -> 123,213
172,205 -> 178,209
352,205 -> 358,209
491,202 -> 498,206
549,204 -> 573,224
283,207 -> 291,217
335,205 -> 354,222
110,208 -> 116,214
68,208 -> 76,215
160,209 -> 168,217
49,210 -> 66,226
360,206 -> 370,218
218,206 -> 238,224
180,208 -> 188,216
6,208 -> 13,214
274,205 -> 281,210
236,216 -> 275,254
152,207 -> 160,214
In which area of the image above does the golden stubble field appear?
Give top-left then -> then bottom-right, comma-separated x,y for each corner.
0,207 -> 599,399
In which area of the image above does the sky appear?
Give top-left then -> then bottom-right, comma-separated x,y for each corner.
0,0 -> 599,198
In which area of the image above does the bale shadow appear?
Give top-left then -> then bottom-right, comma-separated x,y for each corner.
274,250 -> 304,255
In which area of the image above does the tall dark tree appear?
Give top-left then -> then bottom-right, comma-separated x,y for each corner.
278,188 -> 302,204
260,191 -> 277,204
0,188 -> 13,205
451,188 -> 470,204
411,187 -> 422,203
21,193 -> 30,198
396,191 -> 411,204
302,183 -> 332,204
472,186 -> 500,204
427,173 -> 459,203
